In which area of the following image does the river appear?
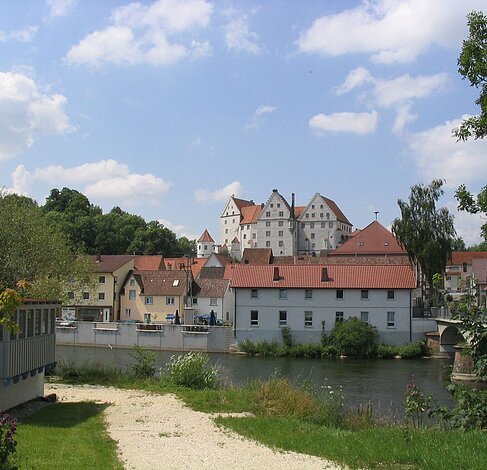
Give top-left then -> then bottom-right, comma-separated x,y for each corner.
56,345 -> 453,415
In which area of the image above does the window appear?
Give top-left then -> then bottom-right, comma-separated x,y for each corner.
270,203 -> 274,208
463,262 -> 467,273
336,289 -> 344,299
243,234 -> 247,239
224,220 -> 227,224
266,241 -> 271,247
250,310 -> 259,327
321,222 -> 326,228
82,292 -> 90,300
251,289 -> 258,299
305,289 -> 312,299
320,213 -> 324,218
99,275 -> 106,284
144,313 -> 151,323
361,290 -> 369,300
173,279 -> 180,286
304,311 -> 313,327
252,233 -> 256,239
306,213 -> 309,218
225,229 -> 228,234
67,291 -> 74,300
125,308 -> 131,318
279,310 -> 287,327
335,312 -> 344,324
446,275 -> 451,281
130,279 -> 135,286
27,310 -> 34,337
277,203 -> 280,208
361,311 -> 369,323
42,309 -> 49,334
277,230 -> 282,237
320,204 -> 324,209
310,222 -> 315,228
145,296 -> 153,305
266,231 -> 271,237
278,241 -> 284,247
266,221 -> 271,227
193,298 -> 198,305
279,211 -> 284,217
329,222 -> 333,228
311,233 -> 315,239
204,245 -> 207,250
326,213 -> 330,219
387,290 -> 395,300
266,211 -> 271,217
311,204 -> 315,209
311,213 -> 315,218
387,311 -> 395,328
210,298 -> 217,306
279,289 -> 287,299
18,310 -> 26,339
35,309 -> 41,336
98,292 -> 105,301
129,289 -> 136,300
278,221 -> 283,227
166,297 -> 175,305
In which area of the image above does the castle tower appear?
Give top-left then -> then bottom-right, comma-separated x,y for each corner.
197,229 -> 215,258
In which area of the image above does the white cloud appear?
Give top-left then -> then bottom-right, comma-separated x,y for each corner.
297,0 -> 485,64
335,66 -> 373,95
194,181 -> 242,202
309,110 -> 377,135
45,0 -> 77,20
392,104 -> 417,136
446,201 -> 484,246
246,105 -> 276,130
223,11 -> 260,55
66,0 -> 213,66
8,159 -> 172,206
158,218 -> 198,240
406,116 -> 487,187
0,26 -> 37,42
0,71 -> 73,160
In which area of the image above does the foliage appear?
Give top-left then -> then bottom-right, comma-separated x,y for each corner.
376,344 -> 399,359
280,326 -> 293,348
453,11 -> 487,141
398,341 -> 431,359
165,352 -> 220,389
404,381 -> 432,429
287,343 -> 323,358
330,317 -> 379,358
0,413 -> 17,468
442,385 -> 487,431
453,302 -> 487,380
456,184 -> 487,242
129,346 -> 156,379
451,236 -> 467,251
392,179 -> 456,295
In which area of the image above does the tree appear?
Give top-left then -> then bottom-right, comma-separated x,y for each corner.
453,11 -> 487,141
456,184 -> 487,242
331,318 -> 379,358
127,221 -> 179,255
392,180 -> 456,300
177,237 -> 197,257
452,236 -> 467,251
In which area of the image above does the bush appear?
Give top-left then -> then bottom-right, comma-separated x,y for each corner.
238,338 -> 259,356
331,318 -> 379,358
377,344 -> 399,359
129,346 -> 156,378
166,352 -> 219,389
0,413 -> 17,468
281,326 -> 294,348
322,345 -> 339,357
398,341 -> 430,359
287,343 -> 323,358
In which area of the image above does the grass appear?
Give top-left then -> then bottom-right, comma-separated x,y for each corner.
14,401 -> 123,469
215,416 -> 487,470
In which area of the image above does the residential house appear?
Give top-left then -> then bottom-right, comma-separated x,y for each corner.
192,278 -> 232,323
120,270 -> 189,323
231,264 -> 435,345
444,252 -> 487,299
65,255 -> 135,322
1,300 -> 59,411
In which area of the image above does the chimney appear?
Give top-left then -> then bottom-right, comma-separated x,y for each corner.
321,267 -> 330,282
273,266 -> 280,281
96,254 -> 102,263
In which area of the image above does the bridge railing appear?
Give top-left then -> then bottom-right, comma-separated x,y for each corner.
413,306 -> 451,319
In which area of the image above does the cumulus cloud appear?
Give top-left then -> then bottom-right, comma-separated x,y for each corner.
223,10 -> 261,55
406,116 -> 487,187
158,218 -> 198,240
246,105 -> 276,130
297,0 -> 485,64
45,0 -> 77,20
66,0 -> 213,66
0,26 -> 37,42
194,181 -> 242,202
446,201 -> 484,247
0,71 -> 73,160
309,110 -> 377,135
8,159 -> 171,206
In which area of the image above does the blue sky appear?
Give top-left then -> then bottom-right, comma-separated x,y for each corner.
1,0 -> 486,245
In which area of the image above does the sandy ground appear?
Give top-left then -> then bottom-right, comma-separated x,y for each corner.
45,383 -> 342,470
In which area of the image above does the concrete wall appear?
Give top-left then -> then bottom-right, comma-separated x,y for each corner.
56,321 -> 231,353
1,373 -> 44,412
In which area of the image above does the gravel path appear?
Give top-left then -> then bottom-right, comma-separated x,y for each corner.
46,383 -> 342,470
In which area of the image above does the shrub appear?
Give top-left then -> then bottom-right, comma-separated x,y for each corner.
281,326 -> 294,348
238,338 -> 259,356
129,346 -> 156,378
287,343 -> 323,358
331,318 -> 379,358
377,344 -> 400,359
398,341 -> 430,359
0,413 -> 17,468
166,352 -> 219,389
322,345 -> 339,357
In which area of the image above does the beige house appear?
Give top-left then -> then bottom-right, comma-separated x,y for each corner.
120,270 -> 189,323
66,255 -> 135,322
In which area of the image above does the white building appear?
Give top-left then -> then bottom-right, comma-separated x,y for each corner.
220,189 -> 352,260
231,264 -> 436,345
197,229 -> 217,258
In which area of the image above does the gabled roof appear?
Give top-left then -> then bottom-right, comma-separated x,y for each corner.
231,264 -> 416,289
132,270 -> 188,296
332,221 -> 405,256
88,255 -> 135,273
323,196 -> 351,225
294,206 -> 305,218
198,267 -> 226,279
240,204 -> 262,224
232,197 -> 255,211
193,278 -> 229,298
134,255 -> 165,271
198,229 -> 214,243
273,255 -> 411,266
242,248 -> 273,265
449,251 -> 487,265
163,257 -> 208,277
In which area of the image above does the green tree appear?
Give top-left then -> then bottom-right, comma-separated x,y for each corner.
127,220 -> 179,255
331,317 -> 378,358
456,184 -> 487,242
452,237 -> 467,251
177,236 -> 197,256
453,11 -> 487,141
392,180 -> 456,299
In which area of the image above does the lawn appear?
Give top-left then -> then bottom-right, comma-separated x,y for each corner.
14,401 -> 123,469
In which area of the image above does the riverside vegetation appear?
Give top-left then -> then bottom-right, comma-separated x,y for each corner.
3,348 -> 486,469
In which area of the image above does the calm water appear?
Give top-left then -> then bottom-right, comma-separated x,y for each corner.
56,345 -> 453,415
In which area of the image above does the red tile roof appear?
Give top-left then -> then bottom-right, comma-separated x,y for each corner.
231,264 -> 416,289
240,204 -> 262,224
133,270 -> 188,296
163,257 -> 207,277
232,197 -> 255,211
242,248 -> 273,265
198,229 -> 214,243
223,264 -> 236,280
322,197 -> 351,225
87,255 -> 135,273
294,206 -> 305,218
134,255 -> 165,271
273,255 -> 411,266
450,251 -> 487,265
332,221 -> 405,256
193,278 -> 229,298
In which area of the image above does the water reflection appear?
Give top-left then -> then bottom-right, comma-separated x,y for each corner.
56,345 -> 453,415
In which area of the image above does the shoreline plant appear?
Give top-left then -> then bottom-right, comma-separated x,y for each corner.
0,412 -> 17,468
